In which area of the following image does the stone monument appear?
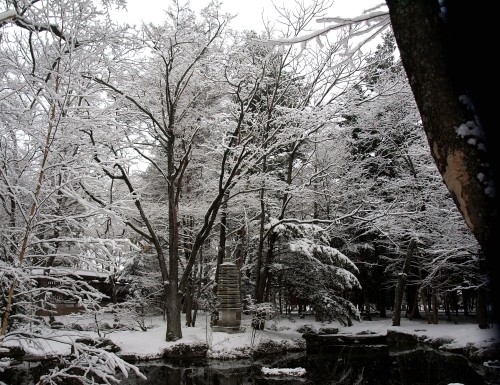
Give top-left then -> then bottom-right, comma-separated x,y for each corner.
212,262 -> 242,333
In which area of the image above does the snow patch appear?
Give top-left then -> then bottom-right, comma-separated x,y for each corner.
484,185 -> 495,198
455,121 -> 482,139
261,367 -> 306,377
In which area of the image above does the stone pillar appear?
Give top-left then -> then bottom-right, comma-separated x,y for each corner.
212,262 -> 242,333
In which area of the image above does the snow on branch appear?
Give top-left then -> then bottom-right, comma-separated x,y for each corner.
39,342 -> 146,384
0,9 -> 16,24
252,9 -> 390,47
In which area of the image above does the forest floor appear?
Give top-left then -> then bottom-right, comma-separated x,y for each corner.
5,309 -> 499,364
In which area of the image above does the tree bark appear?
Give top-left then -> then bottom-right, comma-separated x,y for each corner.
378,288 -> 387,318
255,169 -> 267,302
420,286 -> 432,324
392,239 -> 417,326
166,134 -> 182,341
386,0 -> 499,322
463,288 -> 470,317
406,284 -> 421,320
191,247 -> 204,328
431,283 -> 439,324
476,287 -> 488,329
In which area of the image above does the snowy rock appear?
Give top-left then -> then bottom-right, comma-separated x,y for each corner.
71,323 -> 84,331
483,360 -> 500,385
296,324 -> 317,334
101,322 -> 112,330
75,337 -> 121,353
386,330 -> 420,345
162,343 -> 208,359
427,336 -> 454,348
252,339 -> 305,358
0,346 -> 26,358
468,343 -> 500,364
50,321 -> 64,330
318,327 -> 339,335
387,330 -> 500,365
356,330 -> 377,335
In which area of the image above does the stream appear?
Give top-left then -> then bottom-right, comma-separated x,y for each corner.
116,344 -> 491,385
4,344 -> 495,385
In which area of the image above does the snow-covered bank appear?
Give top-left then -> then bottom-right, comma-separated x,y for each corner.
3,311 -> 498,364
116,312 -> 499,363
2,311 -> 499,385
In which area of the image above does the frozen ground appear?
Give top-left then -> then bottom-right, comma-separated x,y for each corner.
3,310 -> 498,362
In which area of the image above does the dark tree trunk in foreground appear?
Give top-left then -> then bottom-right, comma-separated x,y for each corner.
386,0 -> 499,326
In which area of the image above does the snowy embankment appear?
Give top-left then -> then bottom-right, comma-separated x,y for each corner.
114,312 -> 499,364
2,312 -> 499,364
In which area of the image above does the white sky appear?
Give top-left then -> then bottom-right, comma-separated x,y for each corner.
112,0 -> 383,31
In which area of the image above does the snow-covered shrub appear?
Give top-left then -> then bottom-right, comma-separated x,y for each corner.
268,222 -> 361,325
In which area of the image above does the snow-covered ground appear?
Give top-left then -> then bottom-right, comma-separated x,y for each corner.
4,311 -> 498,362
116,312 -> 499,360
2,311 -> 499,385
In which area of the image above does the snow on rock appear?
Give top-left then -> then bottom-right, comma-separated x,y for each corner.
484,360 -> 500,368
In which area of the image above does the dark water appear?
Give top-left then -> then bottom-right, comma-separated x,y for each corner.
118,345 -> 492,385
4,345 -> 496,385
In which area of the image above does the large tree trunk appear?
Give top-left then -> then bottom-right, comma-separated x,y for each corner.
165,282 -> 182,341
255,172 -> 267,302
183,217 -> 196,327
166,138 -> 182,341
386,0 -> 498,324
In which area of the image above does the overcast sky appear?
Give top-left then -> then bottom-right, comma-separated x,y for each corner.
112,0 -> 383,31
